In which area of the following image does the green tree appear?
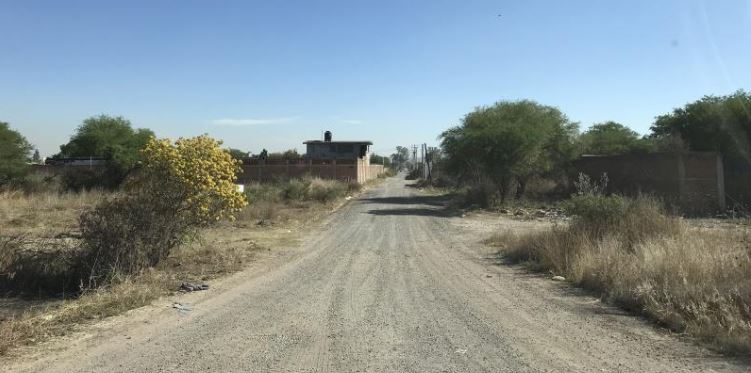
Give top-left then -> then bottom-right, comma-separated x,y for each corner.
580,121 -> 653,155
226,148 -> 248,160
650,90 -> 751,163
390,146 -> 410,170
370,153 -> 391,166
0,122 -> 33,186
55,115 -> 154,187
268,149 -> 300,160
31,149 -> 42,164
440,100 -> 579,201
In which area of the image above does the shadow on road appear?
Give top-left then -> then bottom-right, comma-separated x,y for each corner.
362,195 -> 447,206
364,195 -> 460,217
366,208 -> 459,217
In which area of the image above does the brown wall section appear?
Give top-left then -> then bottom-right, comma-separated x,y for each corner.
573,152 -> 725,213
237,159 -> 384,184
724,160 -> 751,208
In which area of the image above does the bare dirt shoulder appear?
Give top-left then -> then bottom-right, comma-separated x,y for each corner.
4,179 -> 749,372
0,180 -> 374,364
450,209 -> 751,371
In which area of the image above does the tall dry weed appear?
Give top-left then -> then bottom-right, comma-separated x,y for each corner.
489,196 -> 751,354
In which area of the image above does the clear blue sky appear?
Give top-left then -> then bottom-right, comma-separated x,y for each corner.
2,0 -> 750,157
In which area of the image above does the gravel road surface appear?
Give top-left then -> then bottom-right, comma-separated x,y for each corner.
5,177 -> 747,372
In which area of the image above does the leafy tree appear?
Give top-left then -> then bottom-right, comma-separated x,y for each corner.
0,122 -> 33,186
31,149 -> 42,164
268,149 -> 300,160
227,148 -> 248,160
440,100 -> 579,201
580,121 -> 653,155
390,146 -> 410,170
650,90 -> 751,163
370,153 -> 391,166
55,115 -> 154,187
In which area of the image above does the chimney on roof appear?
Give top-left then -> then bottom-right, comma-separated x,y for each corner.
324,130 -> 332,142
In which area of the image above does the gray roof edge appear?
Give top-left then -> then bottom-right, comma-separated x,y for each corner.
303,140 -> 373,145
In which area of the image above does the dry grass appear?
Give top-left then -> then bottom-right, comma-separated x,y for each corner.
0,190 -> 106,237
236,177 -> 361,225
0,275 -> 164,355
487,196 -> 751,354
0,177 -> 368,356
0,228 -> 267,356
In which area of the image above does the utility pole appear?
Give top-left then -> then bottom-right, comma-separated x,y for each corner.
424,144 -> 432,183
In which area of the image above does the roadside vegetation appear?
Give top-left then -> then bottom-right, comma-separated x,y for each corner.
0,122 -> 33,188
238,176 -> 362,224
0,130 -> 373,356
427,90 -> 750,213
486,175 -> 751,354
415,91 -> 751,355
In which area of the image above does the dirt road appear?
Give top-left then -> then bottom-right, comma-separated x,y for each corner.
5,177 -> 747,372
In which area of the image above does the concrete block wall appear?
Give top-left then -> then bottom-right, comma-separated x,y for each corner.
573,152 -> 725,213
237,159 -> 384,184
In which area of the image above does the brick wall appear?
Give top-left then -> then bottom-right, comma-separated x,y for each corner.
237,159 -> 384,184
573,152 -> 725,213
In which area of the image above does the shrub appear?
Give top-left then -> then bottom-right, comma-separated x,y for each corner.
380,168 -> 397,178
346,181 -> 362,194
0,235 -> 24,283
78,197 -> 185,285
490,193 -> 750,354
405,167 -> 421,180
462,182 -> 500,208
0,236 -> 80,295
564,194 -> 627,233
236,178 -> 360,224
60,168 -> 108,192
282,178 -> 311,201
276,177 -> 355,203
134,136 -> 247,225
79,135 -> 247,287
244,182 -> 282,203
308,178 -> 347,203
15,173 -> 62,194
565,172 -> 680,246
0,122 -> 32,187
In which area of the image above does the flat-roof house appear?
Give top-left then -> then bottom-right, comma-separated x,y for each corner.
304,131 -> 372,160
237,131 -> 384,184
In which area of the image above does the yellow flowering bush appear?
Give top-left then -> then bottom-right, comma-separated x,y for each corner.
136,135 -> 247,224
79,135 -> 248,286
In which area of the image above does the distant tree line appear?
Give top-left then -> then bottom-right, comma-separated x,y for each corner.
438,90 -> 751,203
370,154 -> 391,166
389,146 -> 410,171
0,115 -> 304,191
2,90 -> 749,192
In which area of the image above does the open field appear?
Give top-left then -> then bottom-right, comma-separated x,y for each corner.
2,177 -> 748,372
0,177 -> 365,356
485,197 -> 751,355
